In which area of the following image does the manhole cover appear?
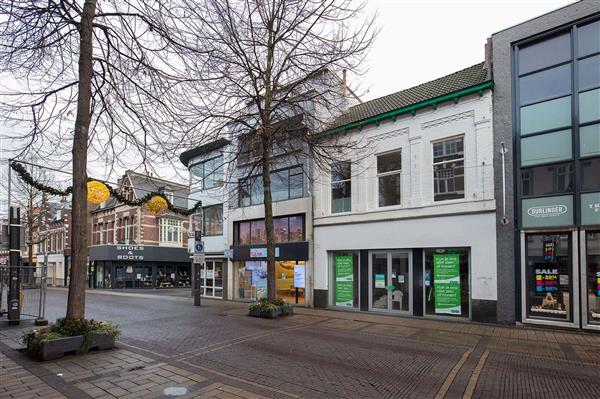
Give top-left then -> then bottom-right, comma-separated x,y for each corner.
164,387 -> 187,396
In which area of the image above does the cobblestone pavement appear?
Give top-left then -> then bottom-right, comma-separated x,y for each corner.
1,288 -> 600,398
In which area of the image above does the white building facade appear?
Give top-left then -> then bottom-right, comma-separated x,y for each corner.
312,63 -> 500,322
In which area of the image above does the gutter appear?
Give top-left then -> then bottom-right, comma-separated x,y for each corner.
322,81 -> 493,136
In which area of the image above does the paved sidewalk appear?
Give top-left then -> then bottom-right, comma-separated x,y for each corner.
2,289 -> 600,398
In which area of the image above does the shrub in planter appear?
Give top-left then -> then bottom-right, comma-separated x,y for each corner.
22,318 -> 121,361
272,298 -> 293,316
248,298 -> 293,318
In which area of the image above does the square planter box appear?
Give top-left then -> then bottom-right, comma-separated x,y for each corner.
280,306 -> 294,316
248,306 -> 282,319
37,332 -> 115,361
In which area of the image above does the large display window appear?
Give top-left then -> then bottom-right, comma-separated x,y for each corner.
234,260 -> 305,303
586,231 -> 600,325
424,248 -> 469,318
525,233 -> 572,321
331,252 -> 359,308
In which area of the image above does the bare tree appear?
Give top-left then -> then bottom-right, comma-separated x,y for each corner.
0,0 -> 208,319
178,0 -> 377,301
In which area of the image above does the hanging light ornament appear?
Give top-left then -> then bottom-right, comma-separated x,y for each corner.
146,195 -> 168,214
87,181 -> 110,204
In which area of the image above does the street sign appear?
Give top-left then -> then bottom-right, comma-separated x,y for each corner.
193,253 -> 205,264
194,241 -> 205,254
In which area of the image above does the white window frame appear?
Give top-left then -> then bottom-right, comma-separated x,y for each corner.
376,149 -> 402,208
432,135 -> 465,202
159,218 -> 183,247
331,161 -> 352,214
98,223 -> 104,245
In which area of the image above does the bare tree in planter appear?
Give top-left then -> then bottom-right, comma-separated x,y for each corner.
179,0 -> 377,301
0,0 -> 208,320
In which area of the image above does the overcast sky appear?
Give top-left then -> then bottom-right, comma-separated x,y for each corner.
358,0 -> 575,101
0,0 -> 578,216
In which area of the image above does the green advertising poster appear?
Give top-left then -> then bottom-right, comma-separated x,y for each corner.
433,254 -> 461,315
335,256 -> 354,307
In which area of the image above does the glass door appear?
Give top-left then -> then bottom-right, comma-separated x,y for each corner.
369,251 -> 411,313
201,260 -> 224,298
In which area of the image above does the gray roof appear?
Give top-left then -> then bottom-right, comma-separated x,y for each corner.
331,62 -> 490,129
127,172 -> 189,209
92,171 -> 189,212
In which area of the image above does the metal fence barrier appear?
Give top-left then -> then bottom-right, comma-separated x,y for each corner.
0,264 -> 47,323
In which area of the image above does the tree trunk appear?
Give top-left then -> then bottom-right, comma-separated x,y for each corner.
66,0 -> 97,321
261,133 -> 276,301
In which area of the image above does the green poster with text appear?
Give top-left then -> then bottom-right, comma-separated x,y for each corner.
335,256 -> 354,307
433,254 -> 461,315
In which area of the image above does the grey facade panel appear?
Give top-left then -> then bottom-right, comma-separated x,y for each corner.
491,0 -> 600,324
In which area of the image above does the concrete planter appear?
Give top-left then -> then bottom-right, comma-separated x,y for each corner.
37,332 -> 115,361
248,307 -> 282,319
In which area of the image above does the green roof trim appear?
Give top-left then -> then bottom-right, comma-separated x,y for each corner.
326,81 -> 493,135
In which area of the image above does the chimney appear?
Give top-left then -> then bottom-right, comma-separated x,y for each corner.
342,69 -> 347,96
484,37 -> 493,81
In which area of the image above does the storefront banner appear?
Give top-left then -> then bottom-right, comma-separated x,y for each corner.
250,247 -> 280,258
375,274 -> 385,288
521,195 -> 573,228
335,256 -> 353,307
433,254 -> 461,315
581,192 -> 600,226
294,265 -> 305,288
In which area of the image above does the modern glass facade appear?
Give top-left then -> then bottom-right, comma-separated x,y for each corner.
515,18 -> 600,328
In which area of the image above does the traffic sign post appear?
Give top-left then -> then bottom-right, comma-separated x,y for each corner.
193,237 -> 204,307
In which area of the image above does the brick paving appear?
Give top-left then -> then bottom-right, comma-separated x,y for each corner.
1,288 -> 600,398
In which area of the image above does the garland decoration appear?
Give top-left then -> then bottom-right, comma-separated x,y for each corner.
10,161 -> 203,216
87,181 -> 110,204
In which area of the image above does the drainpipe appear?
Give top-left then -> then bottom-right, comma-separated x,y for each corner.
500,142 -> 509,225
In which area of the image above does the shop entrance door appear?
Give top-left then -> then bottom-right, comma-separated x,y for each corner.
369,251 -> 411,313
201,260 -> 223,298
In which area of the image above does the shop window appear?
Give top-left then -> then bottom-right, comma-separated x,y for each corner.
579,54 -> 600,92
234,261 -> 267,300
580,124 -> 600,158
157,265 -> 176,288
579,88 -> 600,124
332,252 -> 359,308
424,248 -> 469,317
331,161 -> 352,213
520,96 -> 571,135
581,158 -> 600,191
276,261 -> 305,305
203,205 -> 223,236
377,150 -> 402,207
289,216 -> 303,242
177,265 -> 191,288
519,63 -> 571,106
525,233 -> 572,321
433,136 -> 464,201
586,232 -> 600,325
159,218 -> 183,246
191,156 -> 224,190
273,218 -> 288,243
521,163 -> 573,197
578,20 -> 600,58
518,32 -> 571,75
520,129 -> 572,167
